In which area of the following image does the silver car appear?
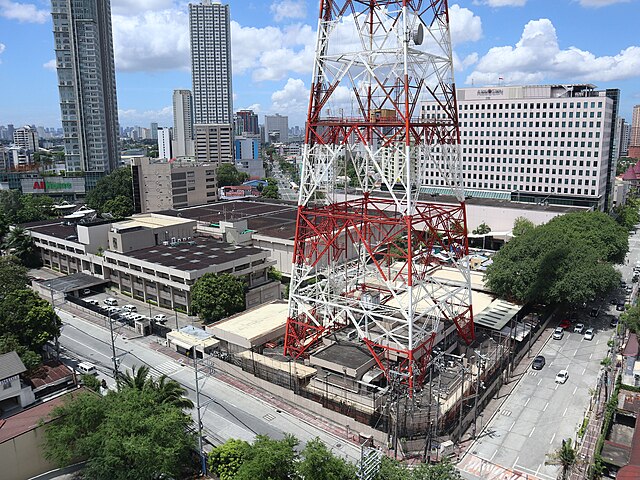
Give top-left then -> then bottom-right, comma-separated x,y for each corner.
552,327 -> 564,340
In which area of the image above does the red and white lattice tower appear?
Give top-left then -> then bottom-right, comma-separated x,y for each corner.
284,0 -> 474,393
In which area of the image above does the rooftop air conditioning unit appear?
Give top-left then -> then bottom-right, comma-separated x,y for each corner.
162,241 -> 169,246
171,237 -> 176,243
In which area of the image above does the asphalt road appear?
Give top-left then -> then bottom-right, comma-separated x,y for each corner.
469,313 -> 612,479
56,309 -> 361,462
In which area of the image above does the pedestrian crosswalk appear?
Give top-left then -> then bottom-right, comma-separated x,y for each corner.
150,360 -> 183,378
460,454 -> 543,480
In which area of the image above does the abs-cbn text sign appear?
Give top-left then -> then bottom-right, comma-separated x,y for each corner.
21,177 -> 86,194
477,88 -> 504,96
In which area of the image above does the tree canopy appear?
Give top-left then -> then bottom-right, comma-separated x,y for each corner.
485,211 -> 627,306
102,195 -> 133,219
191,273 -> 246,323
86,167 -> 133,214
0,288 -> 61,370
261,177 -> 280,199
472,222 -> 491,235
613,197 -> 640,231
208,435 -> 460,480
0,190 -> 56,234
2,226 -> 41,267
117,364 -> 194,409
43,388 -> 197,480
217,164 -> 250,187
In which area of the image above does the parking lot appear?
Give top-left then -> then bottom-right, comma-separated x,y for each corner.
469,309 -> 614,479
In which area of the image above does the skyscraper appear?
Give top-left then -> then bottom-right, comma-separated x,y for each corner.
157,127 -> 173,160
51,0 -> 120,180
264,114 -> 289,143
235,110 -> 259,135
629,105 -> 640,159
172,89 -> 194,158
189,0 -> 233,125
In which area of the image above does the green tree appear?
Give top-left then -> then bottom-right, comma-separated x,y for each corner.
613,198 -> 640,231
485,212 -> 626,306
217,164 -> 250,187
43,388 -> 197,480
235,434 -> 299,480
191,273 -> 246,323
297,438 -> 357,480
261,177 -> 280,199
621,305 -> 640,333
472,222 -> 491,235
0,256 -> 28,301
16,194 -> 56,223
0,289 -> 61,369
81,374 -> 102,393
208,439 -> 251,480
546,438 -> 577,480
2,226 -> 40,267
86,168 -> 133,214
512,216 -> 535,237
411,458 -> 462,480
102,195 -> 133,219
117,364 -> 194,409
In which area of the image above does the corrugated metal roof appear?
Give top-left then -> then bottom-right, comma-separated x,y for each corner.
473,299 -> 523,331
0,351 -> 26,381
419,186 -> 511,200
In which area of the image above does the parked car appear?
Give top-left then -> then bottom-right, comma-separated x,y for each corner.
153,314 -> 168,324
617,303 -> 626,311
82,288 -> 91,296
86,299 -> 100,306
573,323 -> 585,334
553,327 -> 564,340
559,319 -> 572,329
104,297 -> 118,306
555,370 -> 569,384
77,362 -> 98,376
122,304 -> 137,313
532,355 -> 546,370
589,308 -> 599,318
584,328 -> 595,341
611,318 -> 619,328
610,298 -> 618,305
626,285 -> 633,293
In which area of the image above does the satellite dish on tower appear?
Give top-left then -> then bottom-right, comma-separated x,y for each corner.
412,23 -> 424,45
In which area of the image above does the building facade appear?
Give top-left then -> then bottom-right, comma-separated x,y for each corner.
13,126 -> 38,152
422,84 -> 618,210
131,157 -> 219,213
157,127 -> 172,160
264,114 -> 288,143
51,0 -> 120,180
194,123 -> 233,165
629,105 -> 640,159
235,110 -> 259,135
172,89 -> 195,158
189,0 -> 233,125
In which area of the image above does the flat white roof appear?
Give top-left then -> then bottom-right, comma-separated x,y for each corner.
207,300 -> 289,349
115,213 -> 194,230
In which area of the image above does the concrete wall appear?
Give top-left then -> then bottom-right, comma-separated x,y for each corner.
76,223 -> 111,254
0,426 -> 57,480
465,201 -> 585,232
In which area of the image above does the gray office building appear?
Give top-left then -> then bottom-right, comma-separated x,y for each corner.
189,0 -> 233,125
51,0 -> 120,183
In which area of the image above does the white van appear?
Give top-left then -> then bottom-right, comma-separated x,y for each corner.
122,304 -> 137,313
77,362 -> 97,375
103,297 -> 118,306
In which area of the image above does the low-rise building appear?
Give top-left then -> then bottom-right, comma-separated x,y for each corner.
0,352 -> 35,414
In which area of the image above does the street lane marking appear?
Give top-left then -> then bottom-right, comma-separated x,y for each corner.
537,378 -> 542,385
490,450 -> 497,462
590,353 -> 593,359
513,456 -> 520,468
582,367 -> 587,375
573,386 -> 578,395
509,421 -> 515,432
563,407 -> 568,417
529,427 -> 536,437
550,432 -> 556,444
524,398 -> 530,407
543,402 -> 549,412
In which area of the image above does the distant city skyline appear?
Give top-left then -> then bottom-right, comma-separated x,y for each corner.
0,0 -> 639,128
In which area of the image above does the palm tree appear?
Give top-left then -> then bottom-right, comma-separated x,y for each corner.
546,438 -> 578,480
2,226 -> 37,264
117,365 -> 193,410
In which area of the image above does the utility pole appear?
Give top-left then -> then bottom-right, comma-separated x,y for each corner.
108,311 -> 119,387
193,346 -> 206,475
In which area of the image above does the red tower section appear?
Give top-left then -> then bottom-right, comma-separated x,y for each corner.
285,0 -> 474,393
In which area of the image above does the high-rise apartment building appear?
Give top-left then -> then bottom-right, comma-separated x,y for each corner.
613,117 -> 625,161
629,105 -> 640,159
194,124 -> 233,165
157,127 -> 173,160
189,0 -> 233,125
622,122 -> 631,156
422,84 -> 618,210
13,126 -> 38,152
151,123 -> 159,140
235,110 -> 259,136
264,114 -> 289,143
172,89 -> 194,158
51,0 -> 120,180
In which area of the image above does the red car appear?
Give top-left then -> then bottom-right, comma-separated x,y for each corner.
559,319 -> 572,329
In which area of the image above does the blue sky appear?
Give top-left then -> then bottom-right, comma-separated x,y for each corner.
0,0 -> 639,129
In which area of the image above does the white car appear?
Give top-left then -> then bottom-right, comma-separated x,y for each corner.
555,370 -> 569,384
86,299 -> 100,306
552,327 -> 564,340
122,304 -> 137,313
584,328 -> 595,341
154,314 -> 168,324
573,323 -> 585,334
103,297 -> 118,306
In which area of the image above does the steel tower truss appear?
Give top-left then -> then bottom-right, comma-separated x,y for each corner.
285,0 -> 474,393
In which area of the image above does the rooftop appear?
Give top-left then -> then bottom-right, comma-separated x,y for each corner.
40,272 -> 109,294
27,362 -> 74,391
118,236 -> 265,271
0,351 -> 26,381
113,213 -> 195,231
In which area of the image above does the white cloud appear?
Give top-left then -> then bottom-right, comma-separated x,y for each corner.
449,4 -> 483,45
466,18 -> 640,85
0,42 -> 5,64
43,58 -> 56,71
474,0 -> 527,6
270,0 -> 307,22
271,78 -> 309,113
578,0 -> 630,6
111,0 -> 174,15
0,0 -> 48,23
112,9 -> 190,72
118,106 -> 173,124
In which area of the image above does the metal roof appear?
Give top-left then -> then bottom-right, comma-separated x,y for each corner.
419,186 -> 512,200
473,298 -> 523,331
0,351 -> 26,381
40,273 -> 109,294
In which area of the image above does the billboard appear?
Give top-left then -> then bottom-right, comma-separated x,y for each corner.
21,177 -> 86,194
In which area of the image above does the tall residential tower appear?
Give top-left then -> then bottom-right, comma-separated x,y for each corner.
189,0 -> 233,125
51,0 -> 120,183
172,89 -> 194,157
